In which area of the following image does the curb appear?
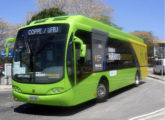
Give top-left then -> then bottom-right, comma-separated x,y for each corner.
148,74 -> 165,81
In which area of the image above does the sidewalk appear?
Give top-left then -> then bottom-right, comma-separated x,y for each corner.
148,74 -> 165,81
148,67 -> 165,81
0,85 -> 12,91
0,76 -> 12,91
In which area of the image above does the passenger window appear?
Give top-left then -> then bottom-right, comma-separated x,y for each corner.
106,38 -> 136,70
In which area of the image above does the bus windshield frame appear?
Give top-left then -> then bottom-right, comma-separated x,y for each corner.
12,24 -> 69,84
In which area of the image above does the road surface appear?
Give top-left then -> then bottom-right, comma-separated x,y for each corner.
0,77 -> 164,120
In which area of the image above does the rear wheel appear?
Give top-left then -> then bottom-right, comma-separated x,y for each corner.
97,81 -> 108,102
135,72 -> 140,87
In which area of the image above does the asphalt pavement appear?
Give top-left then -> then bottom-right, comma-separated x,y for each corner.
0,67 -> 164,120
0,77 -> 164,120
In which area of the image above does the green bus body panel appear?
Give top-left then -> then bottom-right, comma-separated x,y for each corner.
22,15 -> 143,43
13,88 -> 74,106
13,68 -> 137,106
12,79 -> 65,95
12,15 -> 147,106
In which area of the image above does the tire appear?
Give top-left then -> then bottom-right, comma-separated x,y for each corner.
135,72 -> 140,87
96,81 -> 108,102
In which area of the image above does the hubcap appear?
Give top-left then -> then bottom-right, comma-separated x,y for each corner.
97,84 -> 106,98
135,75 -> 140,85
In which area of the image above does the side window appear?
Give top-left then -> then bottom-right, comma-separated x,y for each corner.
75,30 -> 92,81
106,39 -> 120,70
106,38 -> 136,70
67,34 -> 74,86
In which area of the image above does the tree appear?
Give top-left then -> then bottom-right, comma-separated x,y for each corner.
27,8 -> 66,24
0,18 -> 12,48
110,23 -> 122,30
98,15 -> 111,25
130,31 -> 157,64
10,24 -> 23,38
35,0 -> 67,10
0,18 -> 20,65
33,0 -> 113,24
0,18 -> 22,49
130,31 -> 155,43
26,11 -> 37,24
68,0 -> 113,21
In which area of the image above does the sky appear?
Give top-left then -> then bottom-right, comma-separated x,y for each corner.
0,0 -> 164,40
106,0 -> 164,40
0,0 -> 37,24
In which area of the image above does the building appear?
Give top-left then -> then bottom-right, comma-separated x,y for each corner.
153,40 -> 165,59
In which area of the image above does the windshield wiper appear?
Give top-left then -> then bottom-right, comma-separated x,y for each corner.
24,37 -> 35,82
24,37 -> 31,55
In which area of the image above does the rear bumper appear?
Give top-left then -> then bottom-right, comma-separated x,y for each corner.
13,89 -> 75,106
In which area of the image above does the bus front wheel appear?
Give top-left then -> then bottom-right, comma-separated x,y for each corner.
96,81 -> 108,102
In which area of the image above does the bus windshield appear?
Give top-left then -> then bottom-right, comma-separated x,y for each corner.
13,24 -> 69,84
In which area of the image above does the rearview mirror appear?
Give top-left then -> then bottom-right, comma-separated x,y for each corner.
5,38 -> 16,57
74,36 -> 86,57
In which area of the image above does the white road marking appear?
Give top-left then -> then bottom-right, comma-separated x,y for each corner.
129,107 -> 165,120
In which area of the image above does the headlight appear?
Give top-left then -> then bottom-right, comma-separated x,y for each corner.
51,87 -> 64,94
12,85 -> 22,93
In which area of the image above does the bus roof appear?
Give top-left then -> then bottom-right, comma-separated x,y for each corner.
21,15 -> 144,43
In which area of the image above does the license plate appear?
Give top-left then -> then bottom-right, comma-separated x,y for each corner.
29,96 -> 39,101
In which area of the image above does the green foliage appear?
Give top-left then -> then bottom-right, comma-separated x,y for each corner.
130,31 -> 155,62
98,16 -> 110,25
0,58 -> 5,65
28,8 -> 66,24
97,15 -> 122,30
110,23 -> 122,30
0,58 -> 12,66
147,42 -> 154,57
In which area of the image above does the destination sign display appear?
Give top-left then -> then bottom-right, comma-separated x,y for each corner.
27,26 -> 60,35
17,24 -> 68,37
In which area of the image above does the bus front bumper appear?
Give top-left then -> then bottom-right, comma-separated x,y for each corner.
13,89 -> 74,106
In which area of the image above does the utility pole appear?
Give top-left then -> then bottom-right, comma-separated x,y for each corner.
160,43 -> 165,77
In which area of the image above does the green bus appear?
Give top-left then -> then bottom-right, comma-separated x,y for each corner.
5,15 -> 148,106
